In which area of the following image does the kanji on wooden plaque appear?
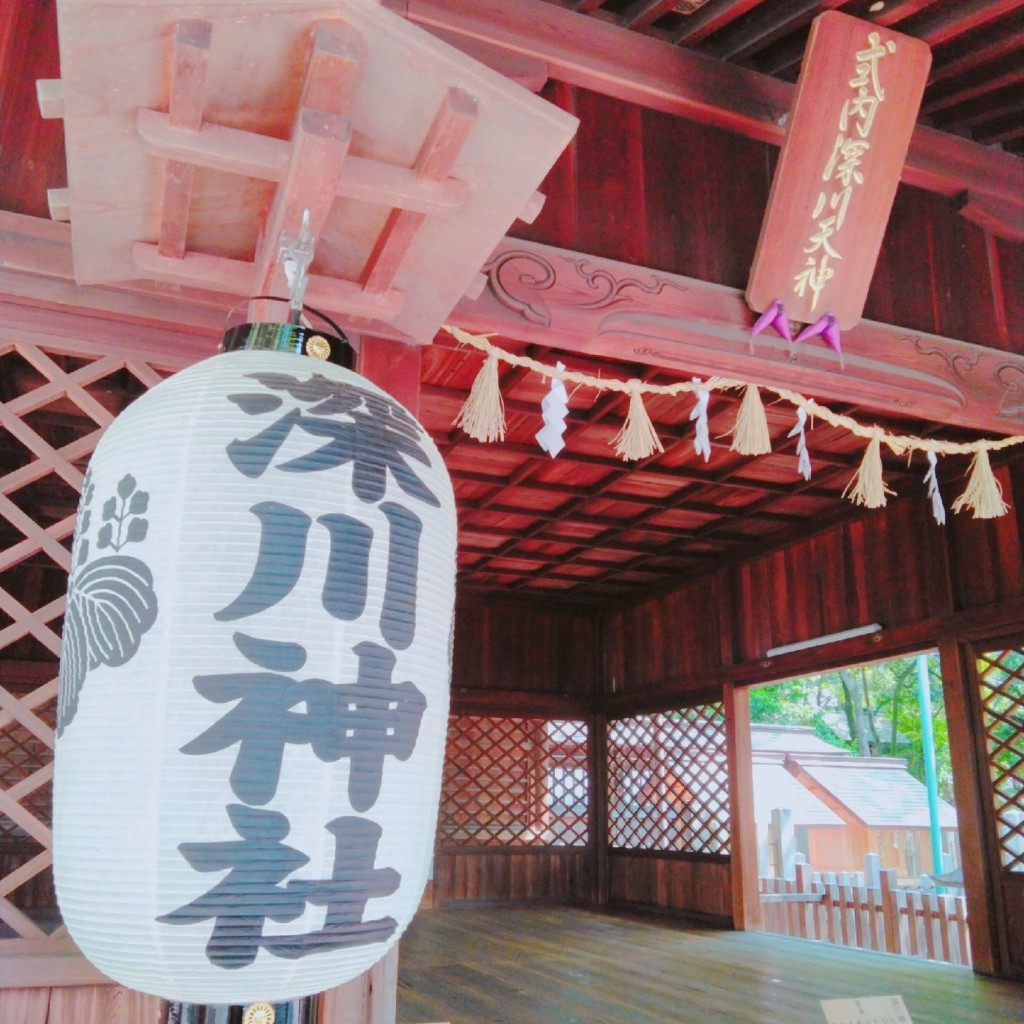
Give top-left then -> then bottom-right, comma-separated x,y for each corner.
746,12 -> 931,331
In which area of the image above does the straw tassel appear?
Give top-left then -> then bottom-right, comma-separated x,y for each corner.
951,449 -> 1009,519
613,380 -> 663,461
843,435 -> 894,508
454,349 -> 506,443
729,385 -> 772,456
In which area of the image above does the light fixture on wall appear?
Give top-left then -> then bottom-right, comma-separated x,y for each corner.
53,302 -> 457,1004
765,623 -> 883,659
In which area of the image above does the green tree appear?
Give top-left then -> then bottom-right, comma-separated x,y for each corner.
749,654 -> 953,801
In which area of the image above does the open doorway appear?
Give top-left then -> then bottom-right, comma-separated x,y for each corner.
747,652 -> 970,966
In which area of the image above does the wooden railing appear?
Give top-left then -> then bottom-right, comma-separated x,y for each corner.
758,854 -> 971,967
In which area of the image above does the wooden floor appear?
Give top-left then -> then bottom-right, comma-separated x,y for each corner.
396,906 -> 1024,1024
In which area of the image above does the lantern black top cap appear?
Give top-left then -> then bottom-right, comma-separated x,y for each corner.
221,299 -> 354,370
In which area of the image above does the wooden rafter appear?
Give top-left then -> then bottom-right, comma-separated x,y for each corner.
390,0 -> 1024,225
46,0 -> 576,342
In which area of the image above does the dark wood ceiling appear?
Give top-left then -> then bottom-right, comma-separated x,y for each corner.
0,0 -> 1021,608
418,334 -> 986,604
549,0 -> 1024,155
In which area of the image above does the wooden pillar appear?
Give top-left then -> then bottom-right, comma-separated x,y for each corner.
356,335 -> 423,416
317,334 -> 424,1024
723,682 -> 760,931
319,948 -> 398,1024
938,635 -> 1000,976
589,711 -> 609,907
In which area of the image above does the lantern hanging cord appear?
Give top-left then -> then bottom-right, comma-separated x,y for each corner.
443,325 -> 1024,459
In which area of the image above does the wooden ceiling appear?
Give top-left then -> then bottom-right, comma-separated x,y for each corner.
417,333 -> 990,604
549,0 -> 1024,156
0,0 -> 1022,608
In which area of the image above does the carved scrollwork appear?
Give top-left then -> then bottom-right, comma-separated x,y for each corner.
995,363 -> 1024,421
485,249 -> 690,327
485,250 -> 556,326
572,259 -> 687,309
909,334 -> 982,390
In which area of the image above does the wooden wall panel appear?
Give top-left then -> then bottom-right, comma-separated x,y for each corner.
433,850 -> 590,905
509,80 -> 578,252
452,595 -> 598,697
571,90 -> 647,267
642,111 -> 771,289
503,88 -> 1022,352
602,576 -> 727,699
0,988 -> 49,1024
603,490 -> 963,697
0,2 -> 65,220
947,463 -> 1024,611
996,238 -> 1024,352
46,986 -> 163,1024
927,198 -> 1004,349
607,853 -> 731,922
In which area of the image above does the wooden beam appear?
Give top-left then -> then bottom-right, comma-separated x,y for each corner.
0,940 -> 111,988
298,20 -> 364,114
453,237 -> 1024,437
249,107 -> 353,320
34,79 -> 64,120
361,87 -> 478,294
937,636 -> 1000,976
3,212 -> 1024,434
390,0 -> 1024,213
157,19 -> 212,260
136,110 -> 470,216
132,241 -> 405,325
956,190 -> 1024,242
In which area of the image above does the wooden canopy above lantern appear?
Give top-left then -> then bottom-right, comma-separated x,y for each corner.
42,0 -> 578,343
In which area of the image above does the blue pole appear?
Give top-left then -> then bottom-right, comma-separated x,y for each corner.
916,653 -> 944,884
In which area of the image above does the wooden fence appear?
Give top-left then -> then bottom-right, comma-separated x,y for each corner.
758,854 -> 971,967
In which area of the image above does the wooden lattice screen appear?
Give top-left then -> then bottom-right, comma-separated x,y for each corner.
606,704 -> 730,854
439,716 -> 589,847
0,334 -> 188,944
976,647 -> 1024,872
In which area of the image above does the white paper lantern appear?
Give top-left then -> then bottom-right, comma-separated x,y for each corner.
54,346 -> 456,1004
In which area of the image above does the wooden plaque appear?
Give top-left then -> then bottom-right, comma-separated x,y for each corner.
746,12 -> 931,330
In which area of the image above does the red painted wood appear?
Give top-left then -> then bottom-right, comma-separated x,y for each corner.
357,336 -> 423,416
452,597 -> 599,696
642,111 -> 771,289
433,850 -> 591,905
607,852 -> 732,920
394,0 -> 1024,215
572,90 -> 647,267
0,1 -> 65,220
463,238 -> 1024,436
747,13 -> 932,328
509,80 -> 578,251
157,20 -> 212,261
599,484 -> 968,695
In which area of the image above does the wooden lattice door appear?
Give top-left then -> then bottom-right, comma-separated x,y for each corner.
0,330 -> 189,970
969,640 -> 1024,980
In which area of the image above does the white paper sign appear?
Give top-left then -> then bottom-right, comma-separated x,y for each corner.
821,995 -> 913,1024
